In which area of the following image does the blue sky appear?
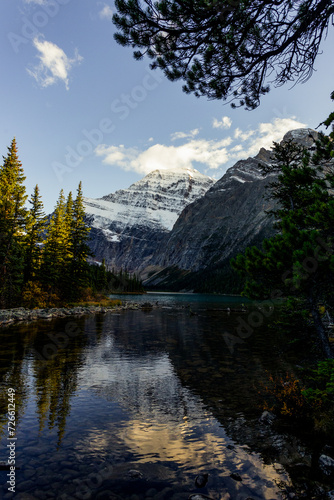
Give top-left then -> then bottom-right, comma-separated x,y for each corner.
1,0 -> 334,213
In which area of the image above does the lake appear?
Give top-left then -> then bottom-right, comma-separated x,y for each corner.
0,293 -> 329,499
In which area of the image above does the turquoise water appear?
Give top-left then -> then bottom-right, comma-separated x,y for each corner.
111,292 -> 250,310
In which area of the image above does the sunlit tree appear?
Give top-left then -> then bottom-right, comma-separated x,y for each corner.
0,138 -> 28,306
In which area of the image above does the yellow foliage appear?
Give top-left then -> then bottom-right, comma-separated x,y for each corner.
22,281 -> 48,309
318,305 -> 326,315
261,372 -> 306,418
69,287 -> 122,307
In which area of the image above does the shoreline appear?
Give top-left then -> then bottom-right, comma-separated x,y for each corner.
0,302 -> 248,329
0,301 -> 249,328
0,303 -> 147,328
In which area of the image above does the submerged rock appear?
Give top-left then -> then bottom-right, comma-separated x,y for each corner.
194,473 -> 208,488
230,472 -> 242,481
188,495 -> 214,500
259,411 -> 275,425
141,302 -> 153,310
127,469 -> 144,479
319,454 -> 334,476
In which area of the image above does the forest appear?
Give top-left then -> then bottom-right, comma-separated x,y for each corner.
0,138 -> 143,309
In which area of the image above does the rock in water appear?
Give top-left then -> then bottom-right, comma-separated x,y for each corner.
188,495 -> 214,500
195,473 -> 209,488
319,454 -> 334,476
127,469 -> 144,479
230,472 -> 242,481
259,410 -> 275,425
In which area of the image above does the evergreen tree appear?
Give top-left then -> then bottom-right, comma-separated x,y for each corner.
113,0 -> 334,108
0,138 -> 28,307
24,184 -> 46,283
96,258 -> 108,291
68,182 -> 91,298
59,191 -> 75,298
40,189 -> 72,297
65,191 -> 74,228
232,135 -> 334,358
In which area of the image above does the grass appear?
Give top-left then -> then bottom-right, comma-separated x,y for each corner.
66,298 -> 122,308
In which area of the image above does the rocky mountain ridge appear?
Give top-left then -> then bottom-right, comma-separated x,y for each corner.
143,128 -> 319,291
83,167 -> 215,271
85,128 -> 320,292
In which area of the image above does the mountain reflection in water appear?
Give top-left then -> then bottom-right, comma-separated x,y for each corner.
0,295 -> 318,499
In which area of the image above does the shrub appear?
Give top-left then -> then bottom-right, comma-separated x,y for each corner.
262,372 -> 307,418
22,281 -> 48,309
302,360 -> 334,408
261,361 -> 334,437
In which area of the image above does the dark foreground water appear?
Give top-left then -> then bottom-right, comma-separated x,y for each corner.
0,294 -> 330,499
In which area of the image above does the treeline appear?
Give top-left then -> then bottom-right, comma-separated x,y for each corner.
0,138 -> 143,309
232,103 -> 334,359
89,261 -> 144,294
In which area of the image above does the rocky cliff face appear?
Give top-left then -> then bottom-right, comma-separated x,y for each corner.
83,167 -> 215,271
148,154 -> 275,272
143,128 -> 319,290
85,128 -> 319,291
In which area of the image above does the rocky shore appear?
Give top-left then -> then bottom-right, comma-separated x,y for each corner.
0,302 -> 150,327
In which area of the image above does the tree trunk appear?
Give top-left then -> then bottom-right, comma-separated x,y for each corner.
308,293 -> 333,359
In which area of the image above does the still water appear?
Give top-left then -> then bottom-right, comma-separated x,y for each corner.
0,294 -> 320,499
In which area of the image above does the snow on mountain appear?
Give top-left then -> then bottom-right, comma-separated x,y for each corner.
144,128 -> 322,288
83,167 -> 215,270
84,167 -> 215,235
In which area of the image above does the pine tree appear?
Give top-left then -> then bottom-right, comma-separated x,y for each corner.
113,0 -> 334,108
97,259 -> 108,291
67,182 -> 91,299
0,138 -> 28,307
65,191 -> 74,224
231,136 -> 334,358
24,184 -> 46,283
40,189 -> 72,298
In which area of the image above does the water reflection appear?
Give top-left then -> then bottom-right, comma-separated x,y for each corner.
0,306 -> 314,499
0,323 -> 36,439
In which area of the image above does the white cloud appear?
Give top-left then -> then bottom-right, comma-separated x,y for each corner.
95,145 -> 138,169
95,138 -> 231,174
230,144 -> 244,153
171,129 -> 199,141
244,117 -> 306,157
95,116 -> 308,177
99,4 -> 113,20
213,116 -> 232,129
234,128 -> 255,141
27,37 -> 83,90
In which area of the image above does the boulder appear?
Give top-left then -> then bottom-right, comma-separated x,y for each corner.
259,411 -> 275,425
319,454 -> 334,476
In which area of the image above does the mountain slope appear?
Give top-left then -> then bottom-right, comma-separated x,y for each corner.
84,167 -> 215,271
143,128 -> 319,291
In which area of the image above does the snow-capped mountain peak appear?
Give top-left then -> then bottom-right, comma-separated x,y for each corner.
99,166 -> 215,216
84,167 -> 215,232
83,167 -> 215,271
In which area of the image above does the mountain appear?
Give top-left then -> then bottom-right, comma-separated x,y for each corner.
83,167 -> 215,271
143,128 -> 319,292
85,128 -> 319,292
